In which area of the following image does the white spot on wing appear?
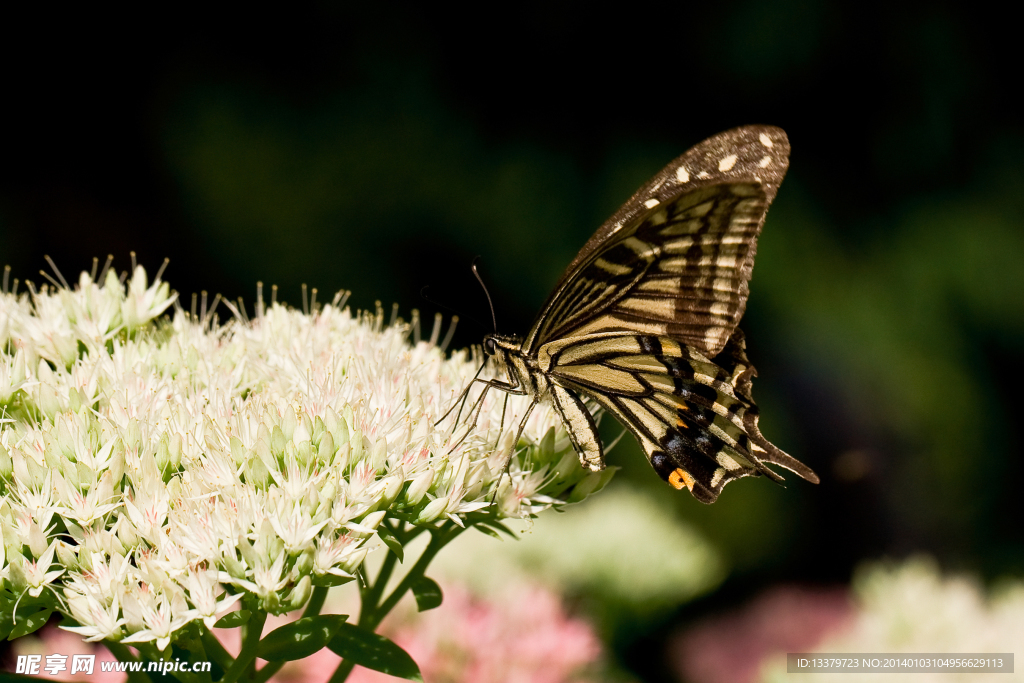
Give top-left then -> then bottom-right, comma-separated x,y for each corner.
709,301 -> 732,316
711,467 -> 725,488
759,133 -> 773,148
676,166 -> 690,183
759,155 -> 772,168
697,171 -> 710,179
703,325 -> 725,348
644,198 -> 660,209
716,452 -> 741,470
718,154 -> 738,172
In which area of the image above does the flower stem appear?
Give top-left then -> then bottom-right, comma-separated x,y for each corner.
328,522 -> 463,683
251,586 -> 332,683
104,640 -> 154,683
358,548 -> 398,625
367,524 -> 461,631
220,609 -> 267,683
200,628 -> 234,674
303,586 -> 329,618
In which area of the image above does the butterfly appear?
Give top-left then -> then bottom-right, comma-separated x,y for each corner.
478,125 -> 818,503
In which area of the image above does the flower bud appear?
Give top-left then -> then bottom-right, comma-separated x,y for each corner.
404,469 -> 434,506
284,575 -> 312,611
55,540 -> 79,572
415,497 -> 448,524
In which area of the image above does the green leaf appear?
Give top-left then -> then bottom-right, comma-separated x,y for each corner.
214,609 -> 251,628
328,623 -> 422,681
313,572 -> 355,588
257,614 -> 348,662
411,576 -> 443,612
476,520 -> 517,539
8,609 -> 53,640
376,524 -> 404,562
474,524 -> 502,539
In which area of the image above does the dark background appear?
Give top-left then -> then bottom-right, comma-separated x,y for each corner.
2,4 -> 1022,681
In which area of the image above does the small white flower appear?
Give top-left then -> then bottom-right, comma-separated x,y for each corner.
8,540 -> 65,598
403,468 -> 434,506
62,592 -> 127,642
313,533 -> 365,578
182,568 -> 242,629
120,585 -> 192,651
268,500 -> 330,554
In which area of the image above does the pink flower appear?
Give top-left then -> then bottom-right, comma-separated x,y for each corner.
670,585 -> 853,683
350,584 -> 601,683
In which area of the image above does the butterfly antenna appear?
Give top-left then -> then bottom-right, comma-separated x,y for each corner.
472,257 -> 497,333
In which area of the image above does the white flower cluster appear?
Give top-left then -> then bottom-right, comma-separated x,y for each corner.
0,266 -> 606,650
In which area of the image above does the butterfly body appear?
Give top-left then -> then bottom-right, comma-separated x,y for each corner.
480,126 -> 818,503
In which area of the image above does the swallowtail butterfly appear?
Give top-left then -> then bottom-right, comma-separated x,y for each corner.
480,125 -> 818,503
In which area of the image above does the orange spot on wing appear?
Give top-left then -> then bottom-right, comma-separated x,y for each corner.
668,468 -> 695,491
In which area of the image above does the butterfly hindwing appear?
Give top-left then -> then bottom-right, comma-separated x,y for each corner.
540,330 -> 817,503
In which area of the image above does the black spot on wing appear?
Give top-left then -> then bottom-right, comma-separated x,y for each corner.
655,431 -> 719,504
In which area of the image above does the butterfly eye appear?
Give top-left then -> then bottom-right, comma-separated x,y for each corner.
483,337 -> 497,356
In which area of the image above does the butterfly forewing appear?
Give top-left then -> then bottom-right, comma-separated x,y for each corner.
533,183 -> 770,356
523,126 -> 789,359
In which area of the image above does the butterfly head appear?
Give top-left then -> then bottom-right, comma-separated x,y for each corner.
482,333 -> 522,357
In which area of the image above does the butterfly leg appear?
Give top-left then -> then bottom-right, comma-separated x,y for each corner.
446,383 -> 494,452
495,392 -> 509,451
436,358 -> 489,427
490,398 -> 538,503
549,384 -> 605,471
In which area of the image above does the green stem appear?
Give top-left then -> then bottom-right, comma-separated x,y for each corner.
183,630 -> 215,683
358,547 -> 398,625
373,524 -> 461,630
326,655 -> 357,682
250,586 -> 332,683
200,627 -> 234,673
327,523 -> 463,683
132,641 -> 207,683
251,660 -> 282,683
303,586 -> 329,618
104,640 -> 154,683
219,609 -> 267,683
